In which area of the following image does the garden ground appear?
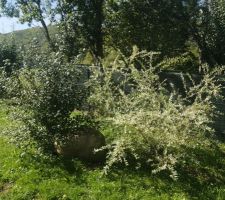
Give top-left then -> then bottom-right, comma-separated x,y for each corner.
0,100 -> 225,200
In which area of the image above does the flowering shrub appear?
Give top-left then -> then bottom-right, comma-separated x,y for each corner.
89,50 -> 223,179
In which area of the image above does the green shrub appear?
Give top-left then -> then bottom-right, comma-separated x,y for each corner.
0,40 -> 21,76
0,40 -> 21,98
7,53 -> 92,151
89,50 -> 222,179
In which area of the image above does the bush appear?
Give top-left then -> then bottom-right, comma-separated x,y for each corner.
0,40 -> 21,76
0,40 -> 21,98
8,53 -> 92,151
88,50 -> 223,179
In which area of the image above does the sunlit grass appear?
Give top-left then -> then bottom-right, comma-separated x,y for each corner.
0,100 -> 225,200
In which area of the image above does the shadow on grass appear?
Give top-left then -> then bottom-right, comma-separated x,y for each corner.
151,143 -> 225,199
176,144 -> 225,198
99,142 -> 225,200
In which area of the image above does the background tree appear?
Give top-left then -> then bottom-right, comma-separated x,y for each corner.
16,0 -> 55,49
1,0 -> 225,68
185,0 -> 225,66
105,0 -> 189,58
1,0 -> 105,62
56,0 -> 105,62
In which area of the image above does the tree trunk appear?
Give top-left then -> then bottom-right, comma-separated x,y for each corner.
40,18 -> 55,50
37,1 -> 55,51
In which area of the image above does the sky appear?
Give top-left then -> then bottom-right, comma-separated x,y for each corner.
0,17 -> 39,34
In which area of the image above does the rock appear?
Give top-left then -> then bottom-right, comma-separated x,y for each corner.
54,128 -> 106,162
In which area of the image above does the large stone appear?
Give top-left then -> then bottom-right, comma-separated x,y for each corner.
54,128 -> 106,162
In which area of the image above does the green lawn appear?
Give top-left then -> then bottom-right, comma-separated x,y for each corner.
0,100 -> 225,200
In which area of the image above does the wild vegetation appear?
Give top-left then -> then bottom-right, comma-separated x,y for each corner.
0,0 -> 225,199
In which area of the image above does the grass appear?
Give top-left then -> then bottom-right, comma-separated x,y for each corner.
0,100 -> 225,200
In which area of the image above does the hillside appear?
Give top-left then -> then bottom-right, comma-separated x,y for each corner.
0,25 -> 56,49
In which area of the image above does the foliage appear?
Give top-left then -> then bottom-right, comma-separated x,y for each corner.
88,50 -> 223,178
157,52 -> 200,73
47,0 -> 105,61
105,0 -> 188,57
0,40 -> 21,98
0,39 -> 20,76
20,37 -> 52,69
0,70 -> 6,98
203,0 -> 225,65
1,0 -> 225,68
186,0 -> 225,66
1,0 -> 104,60
1,0 -> 225,198
6,53 -> 91,151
